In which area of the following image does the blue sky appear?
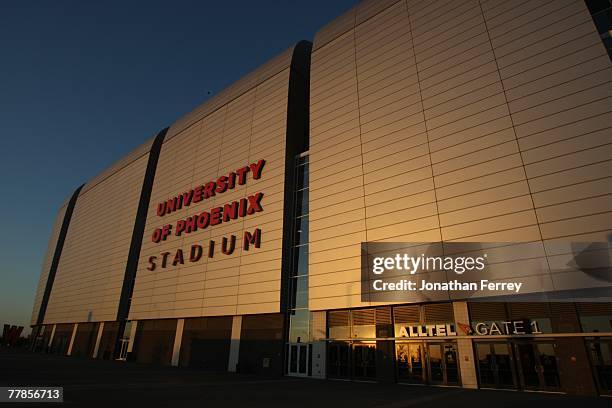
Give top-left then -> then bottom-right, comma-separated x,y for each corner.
0,0 -> 357,333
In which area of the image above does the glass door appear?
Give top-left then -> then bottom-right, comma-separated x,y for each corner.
428,343 -> 445,384
116,321 -> 132,361
353,343 -> 376,380
493,343 -> 515,388
328,342 -> 350,379
537,343 -> 561,389
586,338 -> 612,395
515,341 -> 561,391
475,342 -> 516,389
396,342 -> 426,384
117,339 -> 129,361
443,343 -> 460,385
287,343 -> 309,377
516,343 -> 539,388
427,342 -> 460,386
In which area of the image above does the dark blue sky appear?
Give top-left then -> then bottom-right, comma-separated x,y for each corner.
0,0 -> 357,333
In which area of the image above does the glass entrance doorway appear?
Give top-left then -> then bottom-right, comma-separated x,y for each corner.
396,341 -> 460,386
287,343 -> 309,376
397,343 -> 425,383
586,338 -> 612,395
328,342 -> 350,379
514,341 -> 561,391
327,342 -> 377,380
428,343 -> 460,385
475,342 -> 516,389
353,343 -> 376,380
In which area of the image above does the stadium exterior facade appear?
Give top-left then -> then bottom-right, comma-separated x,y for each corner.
30,0 -> 612,396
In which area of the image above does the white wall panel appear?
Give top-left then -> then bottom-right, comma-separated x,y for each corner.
130,64 -> 292,320
309,0 -> 612,310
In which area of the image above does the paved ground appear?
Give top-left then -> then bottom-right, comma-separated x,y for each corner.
0,347 -> 609,407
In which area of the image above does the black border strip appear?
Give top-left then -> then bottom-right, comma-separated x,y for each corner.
116,127 -> 168,321
280,40 -> 312,358
280,40 -> 311,313
36,184 -> 84,326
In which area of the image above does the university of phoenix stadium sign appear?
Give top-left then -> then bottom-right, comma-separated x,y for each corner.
146,159 -> 266,271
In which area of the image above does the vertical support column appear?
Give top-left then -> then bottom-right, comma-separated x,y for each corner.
66,323 -> 78,356
171,319 -> 185,367
310,311 -> 326,379
47,324 -> 57,351
453,301 -> 477,389
126,321 -> 138,354
228,315 -> 242,372
92,322 -> 105,359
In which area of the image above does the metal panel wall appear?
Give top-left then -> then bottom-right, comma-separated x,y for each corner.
43,141 -> 154,324
308,0 -> 612,310
128,47 -> 296,320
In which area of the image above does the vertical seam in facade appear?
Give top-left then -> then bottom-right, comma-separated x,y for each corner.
235,80 -> 260,311
314,0 -> 405,52
352,10 -> 371,304
187,119 -> 206,315
196,105 -> 228,313
206,104 -> 230,313
352,13 -> 368,236
478,0 -> 554,288
405,0 -> 444,244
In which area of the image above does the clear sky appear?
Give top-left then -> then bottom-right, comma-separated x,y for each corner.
0,0 -> 357,334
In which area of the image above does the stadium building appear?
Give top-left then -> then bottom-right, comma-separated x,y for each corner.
31,0 -> 612,396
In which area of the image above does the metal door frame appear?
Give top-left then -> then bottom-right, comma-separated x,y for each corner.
396,340 -> 461,386
474,340 -> 518,389
513,340 -> 561,392
352,342 -> 377,381
396,341 -> 427,384
287,343 -> 310,377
